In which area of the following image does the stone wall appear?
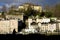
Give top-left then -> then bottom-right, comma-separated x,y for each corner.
0,19 -> 18,34
6,15 -> 23,21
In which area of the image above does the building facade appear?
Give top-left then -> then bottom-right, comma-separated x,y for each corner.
26,18 -> 57,33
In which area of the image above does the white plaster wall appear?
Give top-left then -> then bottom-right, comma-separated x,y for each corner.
36,18 -> 50,23
28,18 -> 32,23
36,19 -> 42,23
28,19 -> 32,29
58,23 -> 60,30
41,24 -> 48,32
38,23 -> 41,27
48,24 -> 56,32
41,18 -> 50,23
27,18 -> 56,33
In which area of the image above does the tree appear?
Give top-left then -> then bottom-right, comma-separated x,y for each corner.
19,9 -> 24,13
45,11 -> 53,18
54,4 -> 60,17
8,5 -> 17,14
32,10 -> 39,17
24,5 -> 33,16
39,11 -> 45,17
23,6 -> 33,22
24,5 -> 40,18
38,11 -> 53,18
44,3 -> 60,18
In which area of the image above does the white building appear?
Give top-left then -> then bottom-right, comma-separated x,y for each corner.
56,20 -> 60,31
48,23 -> 56,32
26,18 -> 57,33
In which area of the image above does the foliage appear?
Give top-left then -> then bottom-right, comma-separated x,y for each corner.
1,12 -> 4,15
24,5 -> 39,18
24,7 -> 32,16
38,11 -> 53,18
39,11 -> 45,17
44,4 -> 60,17
8,5 -> 17,15
45,11 -> 53,18
19,9 -> 24,13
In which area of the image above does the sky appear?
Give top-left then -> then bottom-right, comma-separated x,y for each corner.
0,0 -> 60,8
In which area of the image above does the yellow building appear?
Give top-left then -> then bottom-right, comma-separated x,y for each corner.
18,3 -> 42,12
